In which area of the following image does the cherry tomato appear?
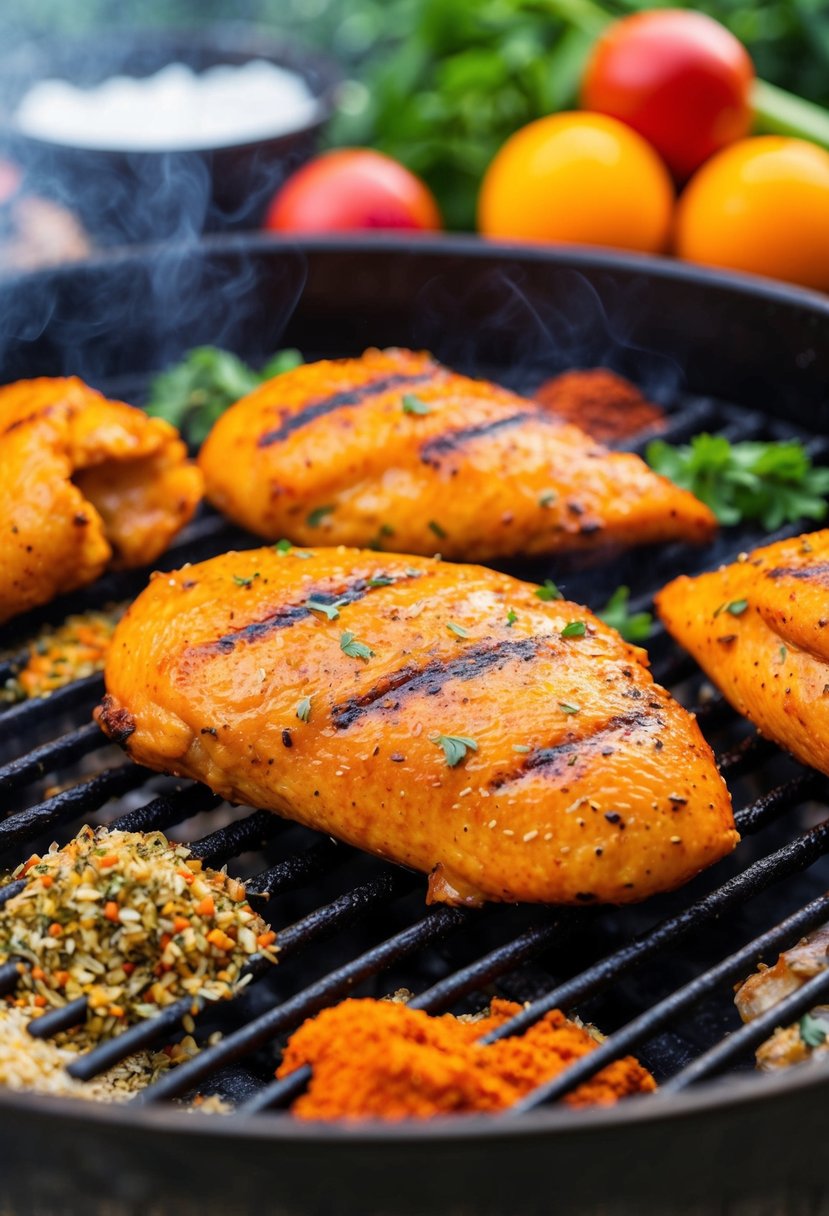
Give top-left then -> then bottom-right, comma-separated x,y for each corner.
477,112 -> 674,254
264,149 -> 442,233
675,136 -> 829,291
581,10 -> 754,180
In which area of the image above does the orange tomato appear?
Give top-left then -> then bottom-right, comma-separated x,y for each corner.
675,137 -> 829,291
477,113 -> 674,254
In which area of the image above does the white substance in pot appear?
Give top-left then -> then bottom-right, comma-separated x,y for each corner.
14,60 -> 322,151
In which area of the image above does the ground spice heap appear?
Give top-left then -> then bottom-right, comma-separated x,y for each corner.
1,826 -> 278,1042
534,368 -> 666,444
278,996 -> 656,1120
1,606 -> 123,703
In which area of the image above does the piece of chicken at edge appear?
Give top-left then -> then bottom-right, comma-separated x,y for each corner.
0,376 -> 202,625
95,547 -> 737,906
656,529 -> 829,777
198,348 -> 716,562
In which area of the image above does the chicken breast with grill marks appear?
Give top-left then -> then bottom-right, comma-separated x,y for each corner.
96,547 -> 737,906
656,529 -> 829,776
198,349 -> 716,561
0,377 -> 202,625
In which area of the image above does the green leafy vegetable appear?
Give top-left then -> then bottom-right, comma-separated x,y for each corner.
402,394 -> 431,415
560,620 -> 586,638
799,1013 -> 828,1048
430,733 -> 478,767
295,696 -> 312,723
646,434 -> 829,530
597,586 -> 654,644
146,346 -> 303,447
340,631 -> 375,661
535,579 -> 563,602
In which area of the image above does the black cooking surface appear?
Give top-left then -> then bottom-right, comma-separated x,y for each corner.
2,238 -> 829,1216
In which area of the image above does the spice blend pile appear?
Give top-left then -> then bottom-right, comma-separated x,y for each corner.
1,607 -> 122,703
1,826 -> 278,1043
278,996 -> 656,1120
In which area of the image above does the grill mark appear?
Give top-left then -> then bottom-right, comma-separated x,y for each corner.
332,638 -> 540,730
257,370 -> 438,447
419,410 -> 540,463
489,710 -> 659,790
766,563 -> 829,584
196,571 -> 420,655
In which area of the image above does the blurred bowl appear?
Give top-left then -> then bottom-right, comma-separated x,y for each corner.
0,24 -> 340,246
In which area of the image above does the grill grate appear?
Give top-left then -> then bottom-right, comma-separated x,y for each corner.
2,381 -> 829,1122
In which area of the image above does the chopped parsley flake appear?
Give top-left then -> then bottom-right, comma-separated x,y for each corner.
446,621 -> 469,639
715,599 -> 749,618
539,491 -> 557,508
295,696 -> 312,723
559,702 -> 580,715
306,598 -> 343,621
366,576 -> 394,588
340,631 -> 375,661
430,733 -> 478,767
233,573 -> 258,587
535,579 -> 563,602
428,520 -> 447,539
560,620 -> 586,639
402,394 -> 431,415
306,505 -> 335,527
274,539 -> 292,553
799,1013 -> 828,1048
778,645 -> 788,664
506,609 -> 518,627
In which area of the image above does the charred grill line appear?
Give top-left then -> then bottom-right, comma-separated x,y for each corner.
766,562 -> 829,582
257,370 -> 439,447
488,711 -> 657,789
331,637 -> 542,730
419,410 -> 540,463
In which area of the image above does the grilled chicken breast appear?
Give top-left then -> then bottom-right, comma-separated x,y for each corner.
0,377 -> 202,625
656,530 -> 829,776
198,349 -> 715,561
96,547 -> 737,906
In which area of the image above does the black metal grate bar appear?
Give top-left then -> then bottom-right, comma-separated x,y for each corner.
0,674 -> 103,730
511,891 -> 829,1111
111,785 -> 222,836
138,903 -> 469,1106
27,998 -> 89,1040
0,765 -> 149,852
733,773 -> 824,834
660,966 -> 829,1093
0,723 -> 106,796
187,809 -> 282,864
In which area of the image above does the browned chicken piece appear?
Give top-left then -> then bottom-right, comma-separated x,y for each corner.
656,529 -> 829,776
534,368 -> 666,444
0,377 -> 203,625
96,546 -> 737,906
735,926 -> 829,1071
198,349 -> 715,561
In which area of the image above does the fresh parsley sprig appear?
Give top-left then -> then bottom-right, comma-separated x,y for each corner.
646,434 -> 829,530
431,733 -> 478,767
596,586 -> 653,644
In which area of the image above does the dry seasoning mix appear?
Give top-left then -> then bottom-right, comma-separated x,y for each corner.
0,606 -> 123,703
0,826 -> 278,1098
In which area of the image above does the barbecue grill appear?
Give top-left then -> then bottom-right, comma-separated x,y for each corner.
1,235 -> 829,1216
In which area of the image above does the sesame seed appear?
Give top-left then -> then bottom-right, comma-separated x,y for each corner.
488,819 -> 497,828
543,832 -> 553,841
523,830 -> 538,842
503,829 -> 515,837
560,845 -> 570,854
670,835 -> 682,844
459,787 -> 473,798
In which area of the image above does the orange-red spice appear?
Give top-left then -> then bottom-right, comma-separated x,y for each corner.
535,368 -> 666,443
277,997 -> 656,1121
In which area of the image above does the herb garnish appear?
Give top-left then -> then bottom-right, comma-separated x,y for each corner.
306,598 -> 343,621
340,631 -> 375,661
366,576 -> 394,588
560,620 -> 586,639
306,505 -> 335,528
535,579 -> 563,602
295,696 -> 312,723
430,733 -> 478,767
714,599 -> 749,618
799,1013 -> 828,1048
559,702 -> 580,715
596,586 -> 653,644
402,394 -> 431,415
646,434 -> 829,529
506,609 -> 518,627
539,491 -> 557,507
429,520 -> 447,539
274,539 -> 293,553
778,645 -> 788,663
447,621 -> 469,638
233,573 -> 259,588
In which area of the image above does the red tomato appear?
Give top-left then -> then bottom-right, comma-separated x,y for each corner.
581,9 -> 754,180
264,149 -> 442,233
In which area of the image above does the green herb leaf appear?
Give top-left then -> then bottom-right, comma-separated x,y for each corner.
146,346 -> 304,448
646,435 -> 829,530
597,586 -> 654,644
560,620 -> 586,639
306,505 -> 335,528
306,598 -> 343,621
402,394 -> 431,415
340,631 -> 375,661
447,621 -> 469,638
260,349 -> 303,379
431,733 -> 478,767
778,645 -> 788,664
539,490 -> 557,507
559,702 -> 580,715
295,696 -> 312,723
274,539 -> 293,553
367,576 -> 394,588
726,599 -> 749,616
428,520 -> 447,539
233,573 -> 258,588
799,1012 -> 828,1048
535,579 -> 563,602
506,609 -> 518,627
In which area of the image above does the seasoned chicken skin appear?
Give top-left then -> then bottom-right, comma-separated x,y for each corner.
0,377 -> 202,625
198,349 -> 715,561
96,547 -> 737,906
656,530 -> 829,775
